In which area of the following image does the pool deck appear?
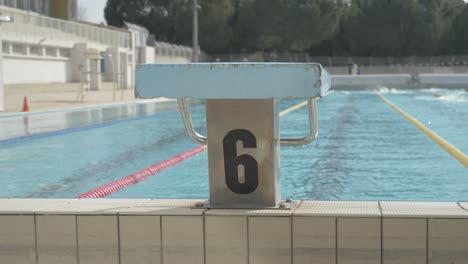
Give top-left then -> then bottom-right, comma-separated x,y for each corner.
2,82 -> 138,114
0,199 -> 467,264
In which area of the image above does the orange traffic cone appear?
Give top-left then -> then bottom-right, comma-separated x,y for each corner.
22,96 -> 30,112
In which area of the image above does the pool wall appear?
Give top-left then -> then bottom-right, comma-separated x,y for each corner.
1,199 -> 467,264
418,74 -> 468,86
332,74 -> 412,89
332,74 -> 468,89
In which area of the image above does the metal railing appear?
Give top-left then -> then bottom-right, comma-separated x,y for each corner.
0,5 -> 131,48
154,41 -> 193,59
209,53 -> 468,67
152,41 -> 209,62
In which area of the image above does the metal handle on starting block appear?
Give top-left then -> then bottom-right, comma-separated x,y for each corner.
280,98 -> 318,146
178,98 -> 207,145
177,97 -> 318,147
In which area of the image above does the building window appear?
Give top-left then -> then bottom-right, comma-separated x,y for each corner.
28,0 -> 36,12
17,0 -> 26,9
100,52 -> 106,73
39,0 -> 46,14
29,45 -> 43,56
2,42 -> 11,55
4,0 -> 15,7
43,0 -> 49,15
12,44 -> 28,55
45,47 -> 57,57
58,48 -> 70,58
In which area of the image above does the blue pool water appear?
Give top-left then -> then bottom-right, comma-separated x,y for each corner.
0,89 -> 467,201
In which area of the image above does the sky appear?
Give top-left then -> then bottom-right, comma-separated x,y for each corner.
80,0 -> 107,24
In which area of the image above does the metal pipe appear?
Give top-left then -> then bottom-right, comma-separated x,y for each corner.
177,98 -> 207,145
280,98 -> 318,146
178,97 -> 318,146
192,0 -> 199,62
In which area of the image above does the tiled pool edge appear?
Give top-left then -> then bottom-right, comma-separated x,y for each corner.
0,199 -> 467,264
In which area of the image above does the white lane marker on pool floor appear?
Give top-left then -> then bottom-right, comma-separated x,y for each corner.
374,91 -> 468,168
77,100 -> 309,198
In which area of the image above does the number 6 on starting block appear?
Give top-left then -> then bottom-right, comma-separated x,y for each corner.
136,63 -> 330,208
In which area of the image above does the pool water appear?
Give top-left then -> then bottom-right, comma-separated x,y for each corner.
0,89 -> 467,201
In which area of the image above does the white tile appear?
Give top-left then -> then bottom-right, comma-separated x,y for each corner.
37,199 -> 150,214
383,202 -> 462,208
36,215 -> 77,264
205,216 -> 248,264
383,218 -> 426,264
458,202 -> 468,212
292,216 -> 335,264
120,216 -> 161,264
72,198 -> 151,205
77,216 -> 119,264
38,204 -> 121,214
113,206 -> 206,216
142,199 -> 205,207
380,202 -> 468,218
428,219 -> 468,264
301,201 -> 378,208
161,216 -> 204,264
0,215 -> 36,264
337,217 -> 381,264
205,208 -> 293,216
249,217 -> 291,264
295,201 -> 380,217
110,206 -> 173,214
0,199 -> 72,213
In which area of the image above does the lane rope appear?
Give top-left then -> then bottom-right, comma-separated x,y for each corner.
77,100 -> 309,198
374,91 -> 468,168
78,146 -> 207,198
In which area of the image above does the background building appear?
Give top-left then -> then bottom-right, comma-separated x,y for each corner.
0,0 -> 192,110
0,0 -> 77,19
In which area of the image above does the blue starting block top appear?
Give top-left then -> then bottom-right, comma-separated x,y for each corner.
136,63 -> 330,99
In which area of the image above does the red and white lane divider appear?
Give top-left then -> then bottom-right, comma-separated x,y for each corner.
77,145 -> 207,198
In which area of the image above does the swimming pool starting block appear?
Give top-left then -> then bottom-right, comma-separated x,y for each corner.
136,63 -> 330,208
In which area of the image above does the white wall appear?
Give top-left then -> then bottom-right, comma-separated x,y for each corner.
70,43 -> 87,82
331,74 -> 412,89
419,74 -> 468,85
140,46 -> 155,64
3,56 -> 72,84
326,66 -> 468,75
154,55 -> 191,64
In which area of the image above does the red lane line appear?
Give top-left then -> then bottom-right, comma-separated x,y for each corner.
77,145 -> 207,198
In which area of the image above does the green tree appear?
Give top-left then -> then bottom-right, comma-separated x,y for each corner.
339,0 -> 427,56
421,0 -> 465,55
453,4 -> 468,54
233,0 -> 344,52
286,0 -> 345,52
230,0 -> 258,52
104,0 -> 467,56
199,0 -> 234,52
105,0 -> 233,53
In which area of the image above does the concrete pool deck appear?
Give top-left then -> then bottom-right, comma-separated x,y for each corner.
2,82 -> 137,113
0,199 -> 467,264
